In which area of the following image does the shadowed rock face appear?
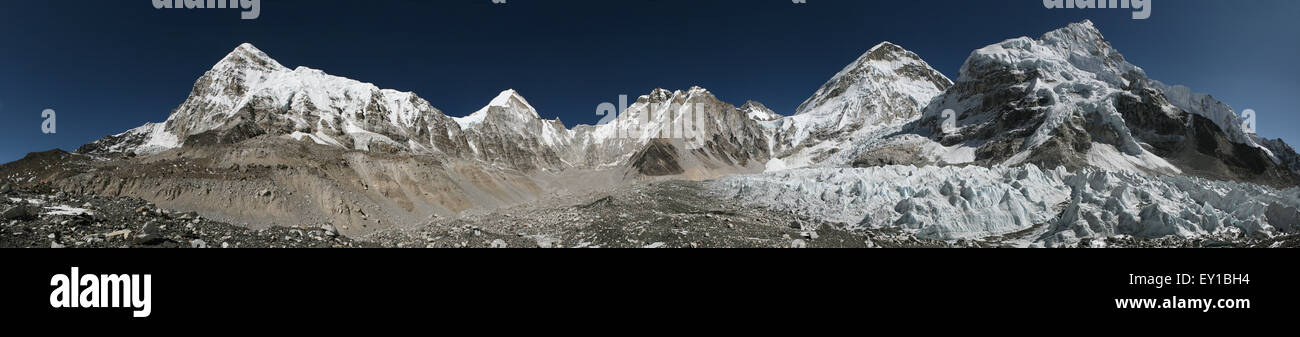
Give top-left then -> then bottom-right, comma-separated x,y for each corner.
1183,115 -> 1294,185
1109,80 -> 1298,186
1259,138 -> 1300,174
75,131 -> 145,157
850,145 -> 928,168
630,139 -> 685,177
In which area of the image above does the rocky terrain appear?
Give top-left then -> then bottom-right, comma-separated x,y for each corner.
1,182 -> 369,248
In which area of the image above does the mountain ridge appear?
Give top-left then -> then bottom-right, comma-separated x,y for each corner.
31,21 -> 1298,239
78,26 -> 1299,186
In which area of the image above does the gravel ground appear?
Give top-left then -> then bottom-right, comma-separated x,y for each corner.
1,183 -> 372,248
366,181 -> 986,249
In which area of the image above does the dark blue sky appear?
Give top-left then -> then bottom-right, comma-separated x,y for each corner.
1,0 -> 1296,163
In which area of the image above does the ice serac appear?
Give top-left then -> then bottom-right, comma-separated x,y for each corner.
712,165 -> 1300,246
902,20 -> 1298,186
79,43 -> 470,159
768,42 -> 952,169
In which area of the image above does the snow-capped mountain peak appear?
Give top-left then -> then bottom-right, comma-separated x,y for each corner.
901,20 -> 1298,185
913,21 -> 1188,174
217,43 -> 287,72
483,89 -> 538,115
455,89 -> 542,129
80,43 -> 465,157
767,41 -> 952,169
795,41 -> 952,118
685,86 -> 714,98
1041,20 -> 1141,86
740,101 -> 781,121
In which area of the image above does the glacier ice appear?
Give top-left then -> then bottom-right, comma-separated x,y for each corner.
711,165 -> 1300,246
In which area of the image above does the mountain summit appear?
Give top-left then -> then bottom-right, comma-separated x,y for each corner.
795,41 -> 952,120
455,89 -> 542,129
888,20 -> 1299,185
764,41 -> 953,169
81,43 -> 466,157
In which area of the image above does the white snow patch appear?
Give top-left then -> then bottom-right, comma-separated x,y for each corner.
288,131 -> 332,146
44,205 -> 93,216
764,158 -> 789,173
343,121 -> 401,151
1086,142 -> 1182,175
10,198 -> 44,205
921,141 -> 978,164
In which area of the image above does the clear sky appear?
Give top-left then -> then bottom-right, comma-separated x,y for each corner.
1,0 -> 1296,163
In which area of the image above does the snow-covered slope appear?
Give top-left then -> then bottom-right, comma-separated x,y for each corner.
81,43 -> 469,159
766,42 -> 952,169
794,42 -> 952,122
740,101 -> 782,122
712,166 -> 1300,246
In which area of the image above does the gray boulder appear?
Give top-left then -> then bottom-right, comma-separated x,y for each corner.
1,205 -> 33,221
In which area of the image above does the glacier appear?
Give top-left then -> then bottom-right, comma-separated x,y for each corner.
711,165 -> 1300,247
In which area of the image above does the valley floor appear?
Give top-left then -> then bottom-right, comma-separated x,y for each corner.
1,187 -> 370,248
4,179 -> 1296,248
